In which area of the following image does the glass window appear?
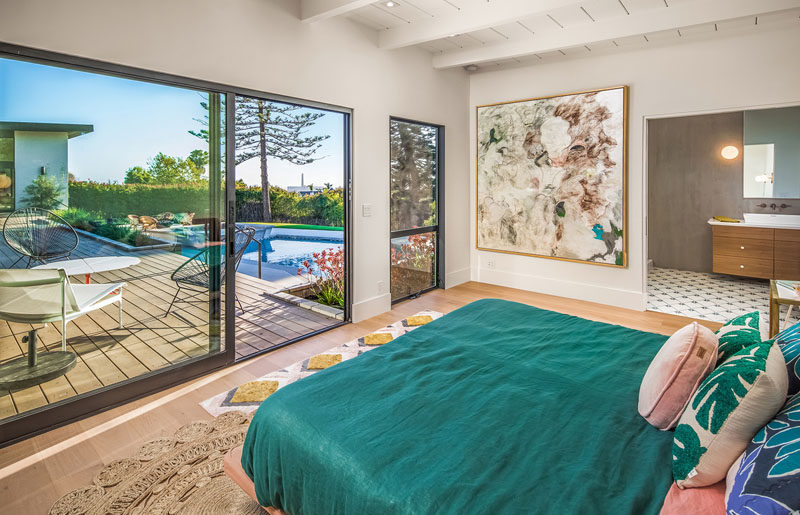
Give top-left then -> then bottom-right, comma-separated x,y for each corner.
390,120 -> 438,231
390,119 -> 441,302
0,56 -> 224,421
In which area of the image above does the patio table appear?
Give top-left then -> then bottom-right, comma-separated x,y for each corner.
33,256 -> 140,283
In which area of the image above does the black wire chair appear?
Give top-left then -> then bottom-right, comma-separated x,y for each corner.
2,208 -> 79,268
165,226 -> 256,316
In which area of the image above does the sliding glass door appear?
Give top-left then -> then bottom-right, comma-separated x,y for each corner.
389,118 -> 443,302
0,43 -> 351,445
0,53 -> 228,442
231,95 -> 348,359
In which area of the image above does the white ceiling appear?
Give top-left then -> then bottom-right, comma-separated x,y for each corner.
299,0 -> 800,70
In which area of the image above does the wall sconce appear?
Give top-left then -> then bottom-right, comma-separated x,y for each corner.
721,145 -> 739,159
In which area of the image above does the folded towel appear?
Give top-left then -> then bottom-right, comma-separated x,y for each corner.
713,216 -> 740,223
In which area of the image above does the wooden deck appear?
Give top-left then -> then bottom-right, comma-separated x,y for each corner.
0,232 -> 340,419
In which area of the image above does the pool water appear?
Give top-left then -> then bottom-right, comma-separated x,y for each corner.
242,238 -> 343,271
180,237 -> 343,273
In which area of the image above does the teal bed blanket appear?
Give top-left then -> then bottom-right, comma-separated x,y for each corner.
242,299 -> 674,514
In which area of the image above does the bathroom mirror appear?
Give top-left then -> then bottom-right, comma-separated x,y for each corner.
743,105 -> 800,198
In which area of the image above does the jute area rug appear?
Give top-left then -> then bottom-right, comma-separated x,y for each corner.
49,411 -> 262,515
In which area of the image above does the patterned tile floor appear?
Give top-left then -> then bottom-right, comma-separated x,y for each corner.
647,267 -> 800,325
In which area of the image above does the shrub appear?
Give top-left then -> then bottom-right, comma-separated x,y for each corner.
297,247 -> 345,308
56,208 -> 102,231
94,222 -> 133,242
235,186 -> 343,226
67,181 -> 345,226
68,181 -> 215,219
23,175 -> 64,210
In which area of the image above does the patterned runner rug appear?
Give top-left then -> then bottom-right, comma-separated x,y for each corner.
200,310 -> 443,417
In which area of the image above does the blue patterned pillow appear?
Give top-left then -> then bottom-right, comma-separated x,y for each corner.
775,321 -> 800,398
726,393 -> 800,514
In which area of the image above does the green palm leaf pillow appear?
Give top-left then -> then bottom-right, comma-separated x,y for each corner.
673,341 -> 788,488
715,311 -> 769,365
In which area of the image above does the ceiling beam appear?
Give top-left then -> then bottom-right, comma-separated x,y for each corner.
300,0 -> 375,24
378,0 -> 581,49
431,0 -> 800,69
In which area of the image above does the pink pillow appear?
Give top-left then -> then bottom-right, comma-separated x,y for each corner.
638,322 -> 718,430
660,480 -> 726,514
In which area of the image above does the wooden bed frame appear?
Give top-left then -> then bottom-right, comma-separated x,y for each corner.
224,445 -> 286,515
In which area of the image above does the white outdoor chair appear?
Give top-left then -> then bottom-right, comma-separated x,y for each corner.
0,269 -> 126,389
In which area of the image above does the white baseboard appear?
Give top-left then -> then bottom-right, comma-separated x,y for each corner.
445,267 -> 471,288
352,293 -> 391,323
475,267 -> 646,311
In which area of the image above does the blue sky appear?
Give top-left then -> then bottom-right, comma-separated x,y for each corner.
0,57 -> 343,188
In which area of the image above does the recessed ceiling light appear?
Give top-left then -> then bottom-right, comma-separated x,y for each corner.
385,1 -> 395,6
449,34 -> 457,37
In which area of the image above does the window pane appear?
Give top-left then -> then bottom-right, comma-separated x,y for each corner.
390,232 -> 436,301
390,120 -> 438,231
232,95 -> 346,358
0,56 -> 224,424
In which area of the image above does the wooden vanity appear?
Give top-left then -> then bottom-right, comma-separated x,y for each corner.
712,223 -> 800,280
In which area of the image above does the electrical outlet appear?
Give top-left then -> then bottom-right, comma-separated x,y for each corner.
377,281 -> 386,294
362,203 -> 373,217
486,257 -> 496,269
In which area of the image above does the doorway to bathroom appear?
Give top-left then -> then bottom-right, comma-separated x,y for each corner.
645,106 -> 800,332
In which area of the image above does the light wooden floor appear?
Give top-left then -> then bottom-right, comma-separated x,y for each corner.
0,234 -> 340,419
0,281 -> 721,513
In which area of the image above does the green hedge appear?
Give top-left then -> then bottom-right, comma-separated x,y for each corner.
235,186 -> 343,226
68,181 -> 344,226
69,182 -> 216,218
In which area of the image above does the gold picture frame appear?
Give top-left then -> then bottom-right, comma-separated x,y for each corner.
475,85 -> 629,268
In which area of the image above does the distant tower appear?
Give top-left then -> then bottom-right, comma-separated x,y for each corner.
301,173 -> 304,187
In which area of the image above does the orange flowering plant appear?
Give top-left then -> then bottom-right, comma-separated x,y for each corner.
297,247 -> 345,308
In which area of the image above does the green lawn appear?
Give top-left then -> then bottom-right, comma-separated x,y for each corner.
247,222 -> 343,231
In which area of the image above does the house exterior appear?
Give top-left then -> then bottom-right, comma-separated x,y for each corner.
0,121 -> 94,211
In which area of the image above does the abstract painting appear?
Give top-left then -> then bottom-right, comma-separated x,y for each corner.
476,86 -> 628,266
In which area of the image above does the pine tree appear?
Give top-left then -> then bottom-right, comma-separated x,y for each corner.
390,120 -> 438,230
191,98 -> 329,222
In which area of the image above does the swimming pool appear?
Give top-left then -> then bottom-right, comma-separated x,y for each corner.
179,236 -> 343,273
241,238 -> 343,271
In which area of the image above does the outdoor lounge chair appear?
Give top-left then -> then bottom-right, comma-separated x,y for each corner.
138,215 -> 159,232
2,207 -> 79,268
165,226 -> 256,316
0,268 -> 125,389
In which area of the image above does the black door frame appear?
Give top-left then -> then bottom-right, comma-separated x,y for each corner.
389,116 -> 445,304
0,42 -> 353,446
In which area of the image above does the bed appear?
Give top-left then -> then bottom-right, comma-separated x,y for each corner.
231,299 -> 676,513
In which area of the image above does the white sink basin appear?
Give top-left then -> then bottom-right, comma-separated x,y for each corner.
743,213 -> 800,227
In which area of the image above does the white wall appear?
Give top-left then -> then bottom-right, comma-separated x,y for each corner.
0,0 -> 471,321
469,26 -> 800,310
14,131 -> 69,208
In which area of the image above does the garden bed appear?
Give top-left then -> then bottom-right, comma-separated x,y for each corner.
58,208 -> 180,251
265,285 -> 344,321
74,228 -> 178,252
